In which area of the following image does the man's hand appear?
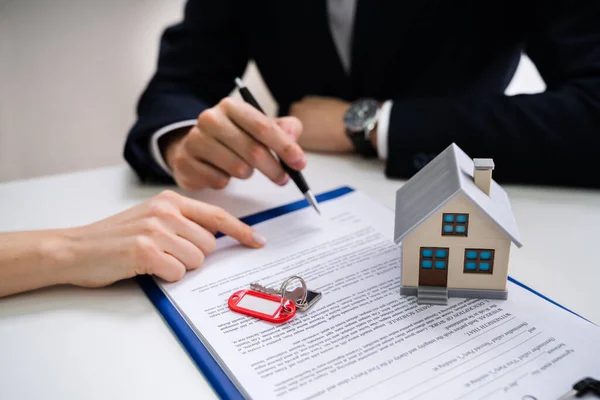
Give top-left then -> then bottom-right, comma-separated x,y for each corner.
162,97 -> 305,191
289,96 -> 354,153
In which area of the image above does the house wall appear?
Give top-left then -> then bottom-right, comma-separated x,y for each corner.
401,194 -> 511,291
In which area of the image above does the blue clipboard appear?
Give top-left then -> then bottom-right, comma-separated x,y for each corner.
136,185 -> 588,400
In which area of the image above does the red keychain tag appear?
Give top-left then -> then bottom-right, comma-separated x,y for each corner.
228,289 -> 296,324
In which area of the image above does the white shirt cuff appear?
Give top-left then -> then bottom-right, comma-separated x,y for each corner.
150,120 -> 197,176
376,100 -> 393,160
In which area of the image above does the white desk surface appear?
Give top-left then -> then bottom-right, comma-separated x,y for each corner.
1,153 -> 599,400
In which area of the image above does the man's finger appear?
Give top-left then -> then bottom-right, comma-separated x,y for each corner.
221,98 -> 307,171
209,111 -> 288,185
174,150 -> 230,190
176,197 -> 267,248
187,134 -> 253,180
275,116 -> 303,141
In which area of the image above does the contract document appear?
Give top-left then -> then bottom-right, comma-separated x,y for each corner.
159,189 -> 600,400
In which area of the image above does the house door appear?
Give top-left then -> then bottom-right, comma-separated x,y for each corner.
418,247 -> 449,287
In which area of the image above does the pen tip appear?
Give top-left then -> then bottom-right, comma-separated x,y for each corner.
234,77 -> 245,89
305,191 -> 321,215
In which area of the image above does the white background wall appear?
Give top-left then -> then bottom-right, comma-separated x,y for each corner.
0,0 -> 544,183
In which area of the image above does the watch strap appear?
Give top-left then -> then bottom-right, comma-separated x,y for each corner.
347,128 -> 378,158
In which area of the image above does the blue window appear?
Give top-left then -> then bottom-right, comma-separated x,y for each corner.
420,247 -> 449,271
463,249 -> 495,274
442,213 -> 469,236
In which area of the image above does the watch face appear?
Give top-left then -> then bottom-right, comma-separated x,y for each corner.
344,99 -> 380,132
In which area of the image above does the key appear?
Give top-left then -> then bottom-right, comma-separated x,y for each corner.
557,377 -> 600,399
250,282 -> 322,312
284,286 -> 307,304
250,282 -> 279,296
294,287 -> 322,311
250,282 -> 305,302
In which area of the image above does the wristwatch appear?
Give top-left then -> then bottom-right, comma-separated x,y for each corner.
344,98 -> 380,158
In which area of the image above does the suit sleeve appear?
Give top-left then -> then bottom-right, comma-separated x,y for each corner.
124,0 -> 248,183
384,1 -> 600,188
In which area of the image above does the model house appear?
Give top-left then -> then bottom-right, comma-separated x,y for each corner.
394,143 -> 523,305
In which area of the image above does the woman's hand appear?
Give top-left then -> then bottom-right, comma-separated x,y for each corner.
0,190 -> 266,297
65,190 -> 266,288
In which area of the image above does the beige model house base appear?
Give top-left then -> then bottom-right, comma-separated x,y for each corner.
394,143 -> 523,305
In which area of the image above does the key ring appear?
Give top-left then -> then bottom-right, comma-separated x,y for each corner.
279,275 -> 307,311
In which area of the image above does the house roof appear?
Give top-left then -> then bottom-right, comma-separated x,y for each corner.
393,143 -> 523,247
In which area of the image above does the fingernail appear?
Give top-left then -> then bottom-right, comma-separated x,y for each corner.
252,231 -> 267,246
241,167 -> 253,179
291,152 -> 307,168
277,175 -> 290,186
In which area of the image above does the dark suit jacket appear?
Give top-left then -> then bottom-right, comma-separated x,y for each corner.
124,0 -> 600,188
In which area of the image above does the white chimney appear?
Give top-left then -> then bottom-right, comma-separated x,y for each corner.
473,158 -> 494,196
